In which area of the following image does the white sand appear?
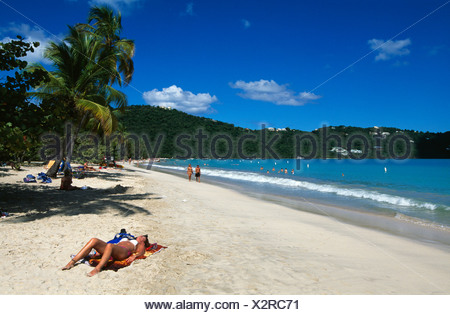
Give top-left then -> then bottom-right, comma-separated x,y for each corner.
0,164 -> 449,294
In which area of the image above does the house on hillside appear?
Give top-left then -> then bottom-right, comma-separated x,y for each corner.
330,147 -> 349,156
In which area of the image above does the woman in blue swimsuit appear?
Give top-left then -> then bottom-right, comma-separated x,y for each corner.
62,235 -> 150,277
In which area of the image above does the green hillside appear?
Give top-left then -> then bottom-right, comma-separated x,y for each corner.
118,105 -> 450,159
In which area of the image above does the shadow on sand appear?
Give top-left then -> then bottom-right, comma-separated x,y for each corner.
0,178 -> 160,223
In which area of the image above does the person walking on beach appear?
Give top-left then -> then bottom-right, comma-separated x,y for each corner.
187,164 -> 193,181
195,165 -> 201,183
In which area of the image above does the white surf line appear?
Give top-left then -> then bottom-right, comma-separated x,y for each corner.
152,162 -> 445,290
299,196 -> 445,292
308,0 -> 450,93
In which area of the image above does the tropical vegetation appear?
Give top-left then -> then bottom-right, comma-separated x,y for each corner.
117,105 -> 450,159
0,5 -> 133,169
0,36 -> 50,168
1,6 -> 449,167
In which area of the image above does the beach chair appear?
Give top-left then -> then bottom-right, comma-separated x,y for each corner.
45,160 -> 55,169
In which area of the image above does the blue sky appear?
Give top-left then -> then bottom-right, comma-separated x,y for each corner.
1,0 -> 449,132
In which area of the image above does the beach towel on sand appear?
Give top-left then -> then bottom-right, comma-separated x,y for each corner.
88,244 -> 166,272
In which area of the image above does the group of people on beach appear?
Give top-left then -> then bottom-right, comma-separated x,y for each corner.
187,164 -> 201,182
23,160 -> 152,277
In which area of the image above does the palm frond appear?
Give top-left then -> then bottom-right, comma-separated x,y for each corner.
102,85 -> 127,110
76,98 -> 114,134
26,5 -> 131,138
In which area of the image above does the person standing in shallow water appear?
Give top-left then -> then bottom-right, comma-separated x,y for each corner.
187,164 -> 193,181
195,165 -> 201,183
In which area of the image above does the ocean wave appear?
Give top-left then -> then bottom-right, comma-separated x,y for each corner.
151,164 -> 444,211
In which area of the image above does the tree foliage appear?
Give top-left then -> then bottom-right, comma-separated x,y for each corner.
1,6 -> 135,167
28,6 -> 132,166
77,5 -> 135,86
118,105 -> 450,159
0,36 -> 50,164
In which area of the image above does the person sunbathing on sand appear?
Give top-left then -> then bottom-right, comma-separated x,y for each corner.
83,162 -> 97,171
59,169 -> 79,190
62,235 -> 150,277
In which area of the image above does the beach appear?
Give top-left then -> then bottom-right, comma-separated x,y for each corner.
0,163 -> 449,295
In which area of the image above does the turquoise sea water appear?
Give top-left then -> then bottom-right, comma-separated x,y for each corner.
147,159 -> 450,229
149,159 -> 450,227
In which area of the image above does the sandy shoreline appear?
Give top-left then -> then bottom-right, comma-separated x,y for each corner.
0,164 -> 449,294
151,165 -> 450,246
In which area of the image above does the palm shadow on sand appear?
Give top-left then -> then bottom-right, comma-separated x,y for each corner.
0,175 -> 160,223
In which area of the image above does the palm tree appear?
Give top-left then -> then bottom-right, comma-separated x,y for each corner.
28,26 -> 127,169
78,6 -> 135,86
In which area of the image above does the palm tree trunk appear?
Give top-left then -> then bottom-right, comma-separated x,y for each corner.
63,112 -> 89,172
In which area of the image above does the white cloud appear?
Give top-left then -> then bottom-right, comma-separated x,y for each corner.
242,19 -> 251,29
230,79 -> 321,106
0,23 -> 55,65
143,85 -> 218,114
368,38 -> 411,61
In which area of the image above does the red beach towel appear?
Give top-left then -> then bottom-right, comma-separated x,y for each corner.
88,244 -> 166,272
